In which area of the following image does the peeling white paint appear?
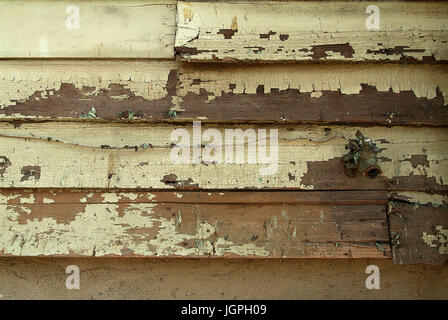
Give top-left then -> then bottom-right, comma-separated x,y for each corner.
0,123 -> 446,189
422,226 -> 448,255
176,1 -> 448,63
118,193 -> 138,201
0,61 -> 175,110
179,64 -> 448,105
391,192 -> 448,207
0,203 -> 269,257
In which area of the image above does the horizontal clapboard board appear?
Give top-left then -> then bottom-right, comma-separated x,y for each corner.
0,0 -> 176,58
0,122 -> 446,190
0,61 -> 447,125
0,190 -> 390,258
175,1 -> 448,62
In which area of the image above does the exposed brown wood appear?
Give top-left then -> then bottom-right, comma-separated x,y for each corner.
0,190 -> 390,258
177,63 -> 448,125
0,0 -> 447,304
2,61 -> 447,126
0,189 -> 388,205
0,61 -> 177,121
388,195 -> 448,265
2,258 -> 447,299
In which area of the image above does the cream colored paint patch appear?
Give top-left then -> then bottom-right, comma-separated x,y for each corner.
390,192 -> 448,207
118,193 -> 138,201
101,193 -> 121,203
0,122 -> 446,189
0,61 -> 175,110
0,0 -> 176,58
0,193 -> 21,204
0,194 -> 37,204
42,198 -> 55,204
80,193 -> 94,203
101,192 -> 141,202
176,1 -> 448,62
422,226 -> 448,255
179,64 -> 448,105
0,203 -> 269,257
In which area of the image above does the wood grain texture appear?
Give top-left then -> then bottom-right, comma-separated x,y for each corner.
0,190 -> 390,258
1,61 -> 448,125
175,1 -> 448,62
0,0 -> 176,58
0,122 -> 446,190
388,192 -> 448,265
0,189 -> 388,205
3,258 -> 447,299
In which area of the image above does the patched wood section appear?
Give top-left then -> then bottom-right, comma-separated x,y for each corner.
1,61 -> 448,125
0,122 -> 446,190
177,64 -> 448,125
175,1 -> 448,62
0,190 -> 390,258
388,192 -> 448,265
0,0 -> 175,58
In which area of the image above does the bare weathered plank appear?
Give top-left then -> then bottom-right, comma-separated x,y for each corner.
0,0 -> 176,58
3,258 -> 448,299
388,192 -> 448,265
175,1 -> 448,62
0,190 -> 390,258
1,61 -> 447,125
0,122 -> 446,190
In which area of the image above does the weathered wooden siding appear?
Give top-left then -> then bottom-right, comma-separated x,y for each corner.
0,0 -> 176,58
0,0 -> 447,272
175,1 -> 448,62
